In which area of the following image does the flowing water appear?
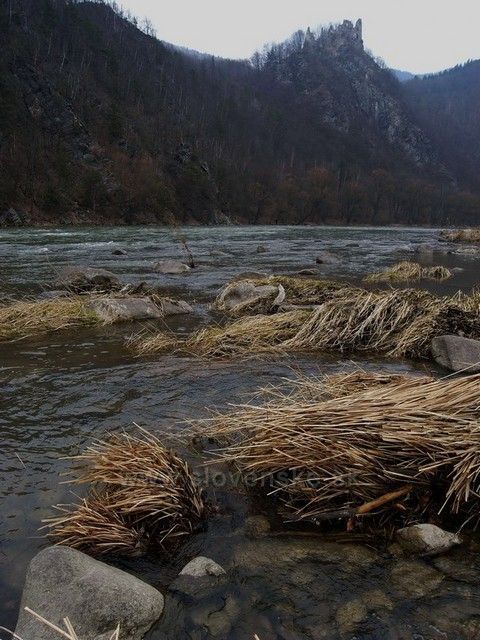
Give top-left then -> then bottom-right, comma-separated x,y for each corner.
1,225 -> 480,639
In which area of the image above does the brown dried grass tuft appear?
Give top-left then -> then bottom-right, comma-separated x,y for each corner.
179,287 -> 480,360
440,228 -> 480,243
0,298 -> 98,342
364,261 -> 452,283
43,430 -> 205,556
197,372 -> 480,528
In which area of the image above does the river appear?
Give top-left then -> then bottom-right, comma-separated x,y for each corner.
1,226 -> 479,639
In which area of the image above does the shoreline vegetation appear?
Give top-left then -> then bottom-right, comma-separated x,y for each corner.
191,371 -> 480,530
41,371 -> 480,558
133,275 -> 480,361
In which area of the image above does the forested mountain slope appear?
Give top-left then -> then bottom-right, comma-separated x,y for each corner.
0,0 -> 478,226
403,61 -> 480,193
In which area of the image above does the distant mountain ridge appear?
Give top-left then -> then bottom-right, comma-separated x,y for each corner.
0,0 -> 478,226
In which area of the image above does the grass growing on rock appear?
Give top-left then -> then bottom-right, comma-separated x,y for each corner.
196,371 -> 480,529
244,275 -> 346,305
43,430 -> 206,557
0,298 -> 98,342
364,261 -> 452,283
134,284 -> 480,360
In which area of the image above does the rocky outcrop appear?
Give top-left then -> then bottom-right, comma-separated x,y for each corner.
14,546 -> 164,640
431,335 -> 480,373
390,560 -> 444,598
54,266 -> 121,293
395,524 -> 461,556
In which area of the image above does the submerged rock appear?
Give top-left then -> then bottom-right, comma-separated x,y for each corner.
396,524 -> 461,557
255,244 -> 268,253
298,268 -> 318,276
432,554 -> 480,584
390,560 -> 444,598
55,266 -> 121,293
414,243 -> 435,258
335,598 -> 367,634
154,260 -> 190,274
315,250 -> 339,265
431,335 -> 480,373
243,515 -> 271,539
112,248 -> 127,256
190,594 -> 240,637
14,546 -> 164,640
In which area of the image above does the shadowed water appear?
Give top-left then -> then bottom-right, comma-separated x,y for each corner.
1,226 -> 479,638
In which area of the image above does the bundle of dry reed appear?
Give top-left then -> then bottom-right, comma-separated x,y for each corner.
44,430 -> 205,556
198,372 -> 480,528
132,277 -> 480,360
0,298 -> 98,342
440,228 -> 480,243
364,261 -> 452,283
168,287 -> 479,360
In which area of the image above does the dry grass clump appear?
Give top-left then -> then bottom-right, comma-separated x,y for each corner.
364,261 -> 452,283
128,330 -> 181,356
185,310 -> 310,358
44,430 -> 205,556
440,228 -> 480,243
0,298 -> 98,342
200,372 -> 480,528
178,287 -> 480,360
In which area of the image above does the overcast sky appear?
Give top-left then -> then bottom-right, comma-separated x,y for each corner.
120,0 -> 480,74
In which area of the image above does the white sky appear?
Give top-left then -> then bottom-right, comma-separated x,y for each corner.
120,0 -> 480,74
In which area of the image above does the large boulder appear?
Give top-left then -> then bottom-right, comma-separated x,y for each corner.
153,260 -> 190,274
14,546 -> 164,640
55,266 -> 121,293
88,297 -> 191,323
431,335 -> 480,373
396,524 -> 461,557
214,280 -> 285,314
